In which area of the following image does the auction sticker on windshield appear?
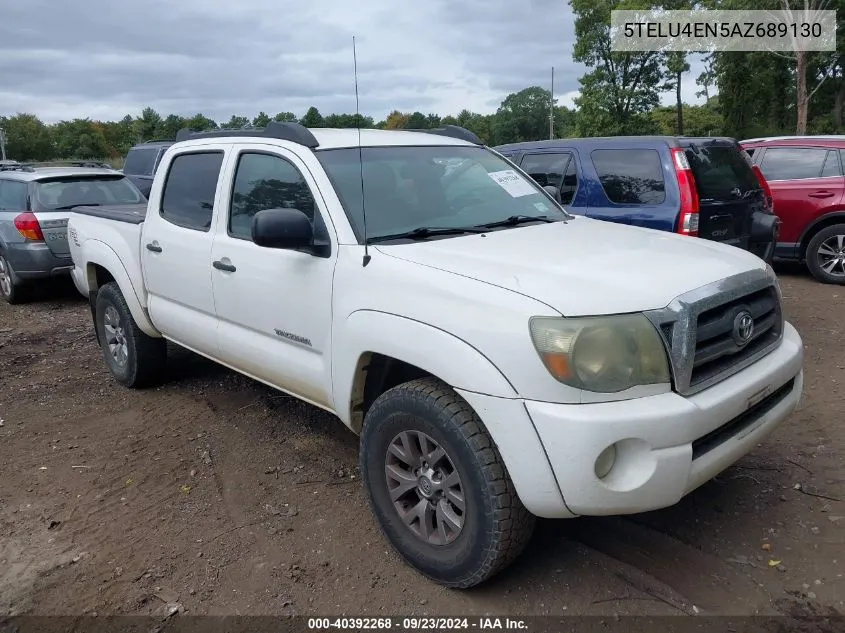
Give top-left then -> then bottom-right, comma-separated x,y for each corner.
488,169 -> 537,197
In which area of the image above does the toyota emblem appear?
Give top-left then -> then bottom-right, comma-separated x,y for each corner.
732,310 -> 755,346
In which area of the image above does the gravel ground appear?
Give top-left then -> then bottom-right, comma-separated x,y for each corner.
0,265 -> 842,629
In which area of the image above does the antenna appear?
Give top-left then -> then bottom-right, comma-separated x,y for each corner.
549,66 -> 555,140
353,36 -> 371,267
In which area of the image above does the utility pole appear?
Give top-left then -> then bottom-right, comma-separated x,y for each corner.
0,128 -> 6,160
549,67 -> 555,140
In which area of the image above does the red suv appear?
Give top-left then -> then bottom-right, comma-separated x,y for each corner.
740,136 -> 845,284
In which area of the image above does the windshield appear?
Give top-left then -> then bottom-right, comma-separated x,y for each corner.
683,143 -> 760,201
33,176 -> 145,211
316,145 -> 570,242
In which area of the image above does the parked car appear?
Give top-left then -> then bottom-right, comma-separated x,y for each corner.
740,135 -> 845,284
122,140 -> 174,197
0,162 -> 146,303
68,122 -> 803,588
494,136 -> 779,262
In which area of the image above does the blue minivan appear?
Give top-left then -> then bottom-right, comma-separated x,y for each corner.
494,136 -> 779,261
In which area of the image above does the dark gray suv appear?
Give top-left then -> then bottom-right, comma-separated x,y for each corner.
0,162 -> 146,304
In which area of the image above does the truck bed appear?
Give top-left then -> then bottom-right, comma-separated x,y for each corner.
71,203 -> 147,224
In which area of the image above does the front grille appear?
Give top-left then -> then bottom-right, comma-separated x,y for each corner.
645,269 -> 785,396
690,286 -> 782,389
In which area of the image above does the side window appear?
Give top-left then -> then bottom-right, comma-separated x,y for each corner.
519,153 -> 571,190
820,150 -> 841,177
0,180 -> 27,210
229,152 -> 317,240
591,149 -> 666,205
160,152 -> 224,231
559,157 -> 578,205
123,147 -> 159,176
758,147 -> 828,180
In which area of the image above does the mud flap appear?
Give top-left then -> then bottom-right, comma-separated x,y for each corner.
750,212 -> 781,264
88,289 -> 101,346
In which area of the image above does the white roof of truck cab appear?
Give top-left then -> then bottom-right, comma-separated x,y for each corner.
173,128 -> 475,152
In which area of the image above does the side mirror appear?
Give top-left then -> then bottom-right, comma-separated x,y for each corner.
543,185 -> 561,203
252,208 -> 329,257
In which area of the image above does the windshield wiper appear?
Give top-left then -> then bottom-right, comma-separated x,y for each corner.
367,226 -> 486,244
475,214 -> 557,229
53,203 -> 103,210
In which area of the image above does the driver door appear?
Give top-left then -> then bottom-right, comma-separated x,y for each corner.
210,144 -> 337,409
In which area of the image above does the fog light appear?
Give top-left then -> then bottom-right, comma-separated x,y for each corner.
594,444 -> 617,479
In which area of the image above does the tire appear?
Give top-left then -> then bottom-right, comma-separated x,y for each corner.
94,281 -> 166,387
359,377 -> 535,588
0,253 -> 29,305
805,223 -> 845,285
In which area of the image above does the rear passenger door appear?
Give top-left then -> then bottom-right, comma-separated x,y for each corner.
585,148 -> 669,228
141,149 -> 228,356
755,146 -> 845,249
518,151 -> 583,213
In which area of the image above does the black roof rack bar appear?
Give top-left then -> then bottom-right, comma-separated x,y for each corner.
175,120 -> 320,148
0,164 -> 31,172
16,160 -> 114,169
405,125 -> 482,145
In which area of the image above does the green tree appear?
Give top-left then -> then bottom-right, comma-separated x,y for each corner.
0,113 -> 54,161
157,114 -> 186,140
134,107 -> 162,142
300,107 -> 324,127
253,112 -> 271,127
184,114 -> 217,131
273,112 -> 298,122
571,0 -> 663,136
492,87 -> 554,143
405,112 -> 429,128
224,115 -> 250,129
53,119 -> 109,159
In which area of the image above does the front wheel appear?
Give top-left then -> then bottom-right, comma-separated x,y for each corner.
95,282 -> 166,387
806,223 -> 845,285
360,377 -> 535,588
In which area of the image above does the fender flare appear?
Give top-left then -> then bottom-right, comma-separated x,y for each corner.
83,240 -> 159,338
332,310 -> 517,427
799,211 -> 845,253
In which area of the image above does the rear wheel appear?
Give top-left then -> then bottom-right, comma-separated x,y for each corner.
0,253 -> 28,305
95,282 -> 166,387
359,377 -> 535,588
806,223 -> 845,285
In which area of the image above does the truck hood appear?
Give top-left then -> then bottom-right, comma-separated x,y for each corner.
375,217 -> 766,316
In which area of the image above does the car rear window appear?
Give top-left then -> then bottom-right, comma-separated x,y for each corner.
682,142 -> 760,201
590,149 -> 666,205
123,147 -> 160,176
32,176 -> 145,211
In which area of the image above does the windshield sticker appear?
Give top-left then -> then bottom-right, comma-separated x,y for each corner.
487,169 -> 537,198
533,202 -> 549,212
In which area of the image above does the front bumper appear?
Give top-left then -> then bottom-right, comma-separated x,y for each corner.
3,241 -> 73,280
459,321 -> 803,518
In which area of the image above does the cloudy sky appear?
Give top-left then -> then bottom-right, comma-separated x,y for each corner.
0,0 -> 706,124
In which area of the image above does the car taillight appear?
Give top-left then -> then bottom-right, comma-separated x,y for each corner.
671,148 -> 699,237
752,165 -> 774,212
14,212 -> 44,241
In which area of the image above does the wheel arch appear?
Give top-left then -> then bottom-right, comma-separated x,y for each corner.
798,212 -> 845,259
333,310 -> 517,434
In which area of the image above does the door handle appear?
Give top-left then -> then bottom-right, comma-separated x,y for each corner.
809,191 -> 835,198
145,243 -> 162,253
212,260 -> 236,273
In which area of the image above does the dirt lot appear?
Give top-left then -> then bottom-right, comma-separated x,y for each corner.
0,266 -> 842,626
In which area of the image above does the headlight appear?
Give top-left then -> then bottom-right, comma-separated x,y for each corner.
528,314 -> 671,393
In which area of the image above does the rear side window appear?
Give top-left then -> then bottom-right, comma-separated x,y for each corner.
758,147 -> 829,181
32,176 -> 145,211
591,149 -> 666,205
160,152 -> 224,231
683,143 -> 760,200
123,147 -> 160,176
820,150 -> 841,177
0,179 -> 28,210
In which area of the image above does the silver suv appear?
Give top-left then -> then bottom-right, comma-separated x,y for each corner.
0,162 -> 146,304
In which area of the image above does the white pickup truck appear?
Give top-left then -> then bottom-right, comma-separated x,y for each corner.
67,122 -> 804,588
